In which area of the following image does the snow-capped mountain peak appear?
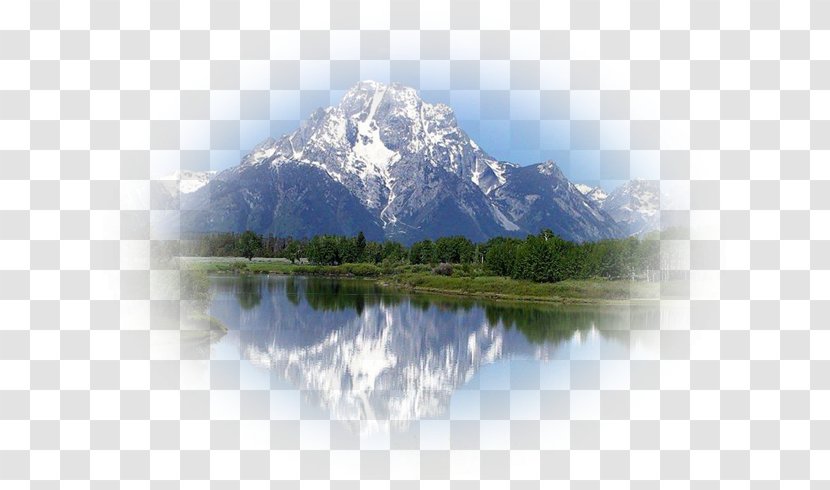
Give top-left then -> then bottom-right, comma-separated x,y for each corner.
600,180 -> 661,236
181,81 -> 635,244
242,81 -> 509,203
575,183 -> 609,205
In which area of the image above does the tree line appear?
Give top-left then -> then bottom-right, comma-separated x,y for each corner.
183,230 -> 661,282
483,232 -> 659,282
181,232 -> 306,261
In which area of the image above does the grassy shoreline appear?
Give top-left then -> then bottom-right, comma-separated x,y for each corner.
182,258 -> 661,304
383,274 -> 658,304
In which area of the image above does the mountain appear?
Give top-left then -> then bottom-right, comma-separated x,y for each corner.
491,162 -> 621,242
575,179 -> 661,236
155,170 -> 216,198
150,170 -> 215,210
602,180 -> 661,236
181,161 -> 385,240
574,183 -> 608,206
174,170 -> 216,194
181,81 -> 623,244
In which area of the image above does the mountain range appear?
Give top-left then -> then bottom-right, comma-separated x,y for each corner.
179,81 -> 661,244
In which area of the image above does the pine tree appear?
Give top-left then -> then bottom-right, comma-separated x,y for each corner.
356,231 -> 367,260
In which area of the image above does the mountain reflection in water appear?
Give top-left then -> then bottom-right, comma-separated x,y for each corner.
206,275 -> 660,424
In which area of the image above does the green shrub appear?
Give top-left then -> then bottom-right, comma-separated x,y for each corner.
433,263 -> 453,276
339,263 -> 382,277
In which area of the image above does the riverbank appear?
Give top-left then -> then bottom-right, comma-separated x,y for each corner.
181,257 -> 662,304
383,273 -> 659,304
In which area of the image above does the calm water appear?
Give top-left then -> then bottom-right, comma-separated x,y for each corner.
204,274 -> 662,426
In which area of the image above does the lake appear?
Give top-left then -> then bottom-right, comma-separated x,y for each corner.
201,274 -> 664,431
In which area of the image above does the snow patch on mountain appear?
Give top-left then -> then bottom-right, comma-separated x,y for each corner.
352,84 -> 400,174
574,183 -> 593,195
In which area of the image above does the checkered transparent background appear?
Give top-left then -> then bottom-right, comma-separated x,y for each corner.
1,0 -> 828,486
